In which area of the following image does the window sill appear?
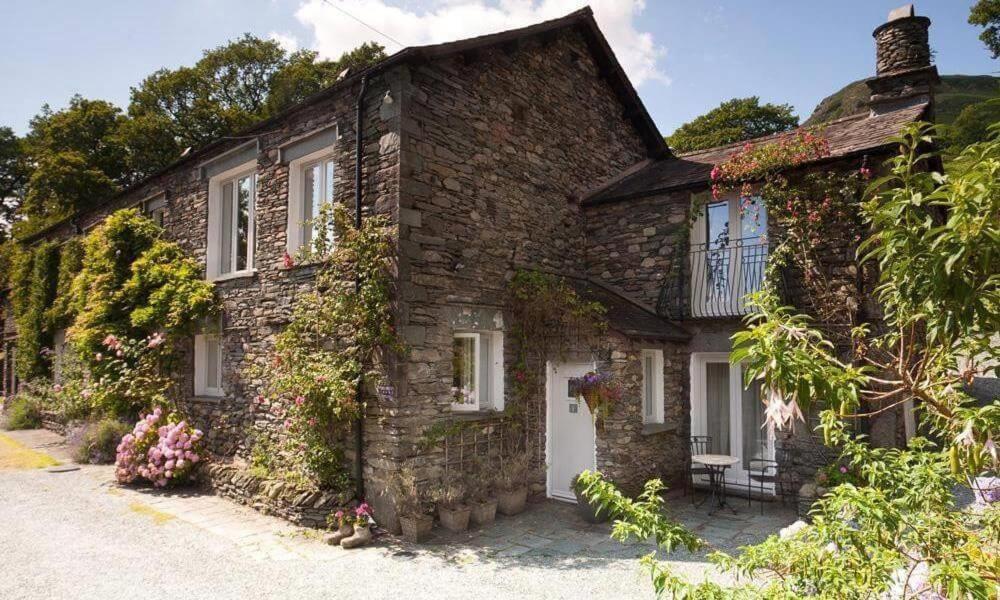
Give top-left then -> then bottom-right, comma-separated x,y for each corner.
449,409 -> 502,420
191,395 -> 224,403
641,422 -> 674,436
209,270 -> 258,283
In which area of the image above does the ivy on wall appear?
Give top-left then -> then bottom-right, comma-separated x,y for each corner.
45,237 -> 83,330
68,209 -> 216,364
249,204 -> 402,490
9,240 -> 60,380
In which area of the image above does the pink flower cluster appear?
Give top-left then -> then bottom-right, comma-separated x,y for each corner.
115,407 -> 204,487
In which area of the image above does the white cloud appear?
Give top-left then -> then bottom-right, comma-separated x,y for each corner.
269,31 -> 300,53
293,0 -> 667,86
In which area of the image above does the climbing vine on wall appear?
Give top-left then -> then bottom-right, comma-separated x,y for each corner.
709,130 -> 871,327
248,204 -> 402,489
506,270 -> 609,406
9,240 -> 60,380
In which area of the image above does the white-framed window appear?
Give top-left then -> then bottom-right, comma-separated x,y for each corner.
194,332 -> 224,397
641,349 -> 665,424
206,163 -> 256,280
451,331 -> 504,412
286,149 -> 336,256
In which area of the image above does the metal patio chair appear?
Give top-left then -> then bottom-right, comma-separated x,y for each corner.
686,435 -> 713,503
747,443 -> 794,514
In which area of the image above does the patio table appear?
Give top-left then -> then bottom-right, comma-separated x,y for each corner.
691,454 -> 740,514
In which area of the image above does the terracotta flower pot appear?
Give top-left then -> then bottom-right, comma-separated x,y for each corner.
438,504 -> 472,532
399,514 -> 433,543
341,524 -> 372,549
497,487 -> 527,516
470,499 -> 498,527
573,488 -> 608,524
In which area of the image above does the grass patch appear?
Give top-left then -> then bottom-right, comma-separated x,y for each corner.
128,502 -> 175,525
0,433 -> 60,470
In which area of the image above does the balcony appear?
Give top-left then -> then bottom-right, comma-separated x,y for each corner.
660,238 -> 770,320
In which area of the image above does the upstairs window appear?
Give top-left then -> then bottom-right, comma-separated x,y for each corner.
451,332 -> 504,412
207,164 -> 256,280
287,149 -> 336,257
642,349 -> 664,424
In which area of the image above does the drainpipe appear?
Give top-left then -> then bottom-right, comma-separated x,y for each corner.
353,74 -> 368,501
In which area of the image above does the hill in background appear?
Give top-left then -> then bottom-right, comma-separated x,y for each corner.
805,74 -> 1000,126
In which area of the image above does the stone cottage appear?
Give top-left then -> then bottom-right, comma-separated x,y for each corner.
1,5 -> 939,530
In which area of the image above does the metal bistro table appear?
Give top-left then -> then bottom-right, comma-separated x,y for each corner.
691,454 -> 740,514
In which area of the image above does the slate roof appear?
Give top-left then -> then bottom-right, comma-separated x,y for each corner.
585,103 -> 929,205
567,278 -> 690,341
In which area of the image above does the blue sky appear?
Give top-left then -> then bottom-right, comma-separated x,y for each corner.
1,1 -> 995,138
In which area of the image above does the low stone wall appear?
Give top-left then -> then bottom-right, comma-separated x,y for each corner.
39,410 -> 68,435
203,463 -> 352,529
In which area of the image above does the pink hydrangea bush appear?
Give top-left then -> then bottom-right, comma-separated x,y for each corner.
115,407 -> 204,487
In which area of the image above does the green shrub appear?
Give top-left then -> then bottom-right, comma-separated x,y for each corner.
2,395 -> 43,430
70,418 -> 131,464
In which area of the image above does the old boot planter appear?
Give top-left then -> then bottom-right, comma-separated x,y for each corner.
438,504 -> 472,532
341,524 -> 372,549
497,487 -> 528,516
324,523 -> 354,545
399,514 -> 434,543
470,499 -> 498,527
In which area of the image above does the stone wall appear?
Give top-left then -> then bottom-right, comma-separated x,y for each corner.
595,333 -> 689,493
204,462 -> 353,528
381,28 -> 657,529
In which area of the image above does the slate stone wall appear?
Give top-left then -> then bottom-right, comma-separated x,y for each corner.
383,29 -> 662,528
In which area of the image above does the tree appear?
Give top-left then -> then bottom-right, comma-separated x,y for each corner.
583,124 -> 1000,598
0,127 -> 28,240
666,97 -> 799,153
266,42 -> 387,113
946,97 -> 1000,152
124,36 -> 386,175
18,96 -> 129,228
970,0 -> 1000,59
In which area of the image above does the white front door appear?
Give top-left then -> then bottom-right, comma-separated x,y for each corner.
547,361 -> 596,502
690,353 -> 772,488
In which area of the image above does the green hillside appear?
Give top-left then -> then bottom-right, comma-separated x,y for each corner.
805,74 -> 1000,126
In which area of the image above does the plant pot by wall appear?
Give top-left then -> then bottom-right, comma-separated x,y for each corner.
399,514 -> 433,543
341,524 -> 372,549
573,488 -> 608,523
438,505 -> 472,532
324,523 -> 354,545
469,499 -> 498,527
497,487 -> 527,516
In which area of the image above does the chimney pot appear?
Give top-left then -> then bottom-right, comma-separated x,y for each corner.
867,5 -> 939,116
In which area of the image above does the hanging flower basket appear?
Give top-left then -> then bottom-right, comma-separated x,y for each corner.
575,371 -> 622,428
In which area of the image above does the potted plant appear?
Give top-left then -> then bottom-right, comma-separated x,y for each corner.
466,462 -> 498,527
571,472 -> 608,523
324,508 -> 354,545
495,452 -> 530,516
341,502 -> 375,548
388,467 -> 433,543
575,371 -> 622,428
433,473 -> 472,532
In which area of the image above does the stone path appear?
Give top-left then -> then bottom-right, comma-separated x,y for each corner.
0,429 -> 797,599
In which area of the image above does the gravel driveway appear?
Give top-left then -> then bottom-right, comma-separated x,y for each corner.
1,430 -> 793,600
0,431 -> 658,600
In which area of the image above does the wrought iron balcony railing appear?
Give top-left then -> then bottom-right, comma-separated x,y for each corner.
660,238 -> 770,320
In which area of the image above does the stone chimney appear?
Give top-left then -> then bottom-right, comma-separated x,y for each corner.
866,4 -> 940,116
